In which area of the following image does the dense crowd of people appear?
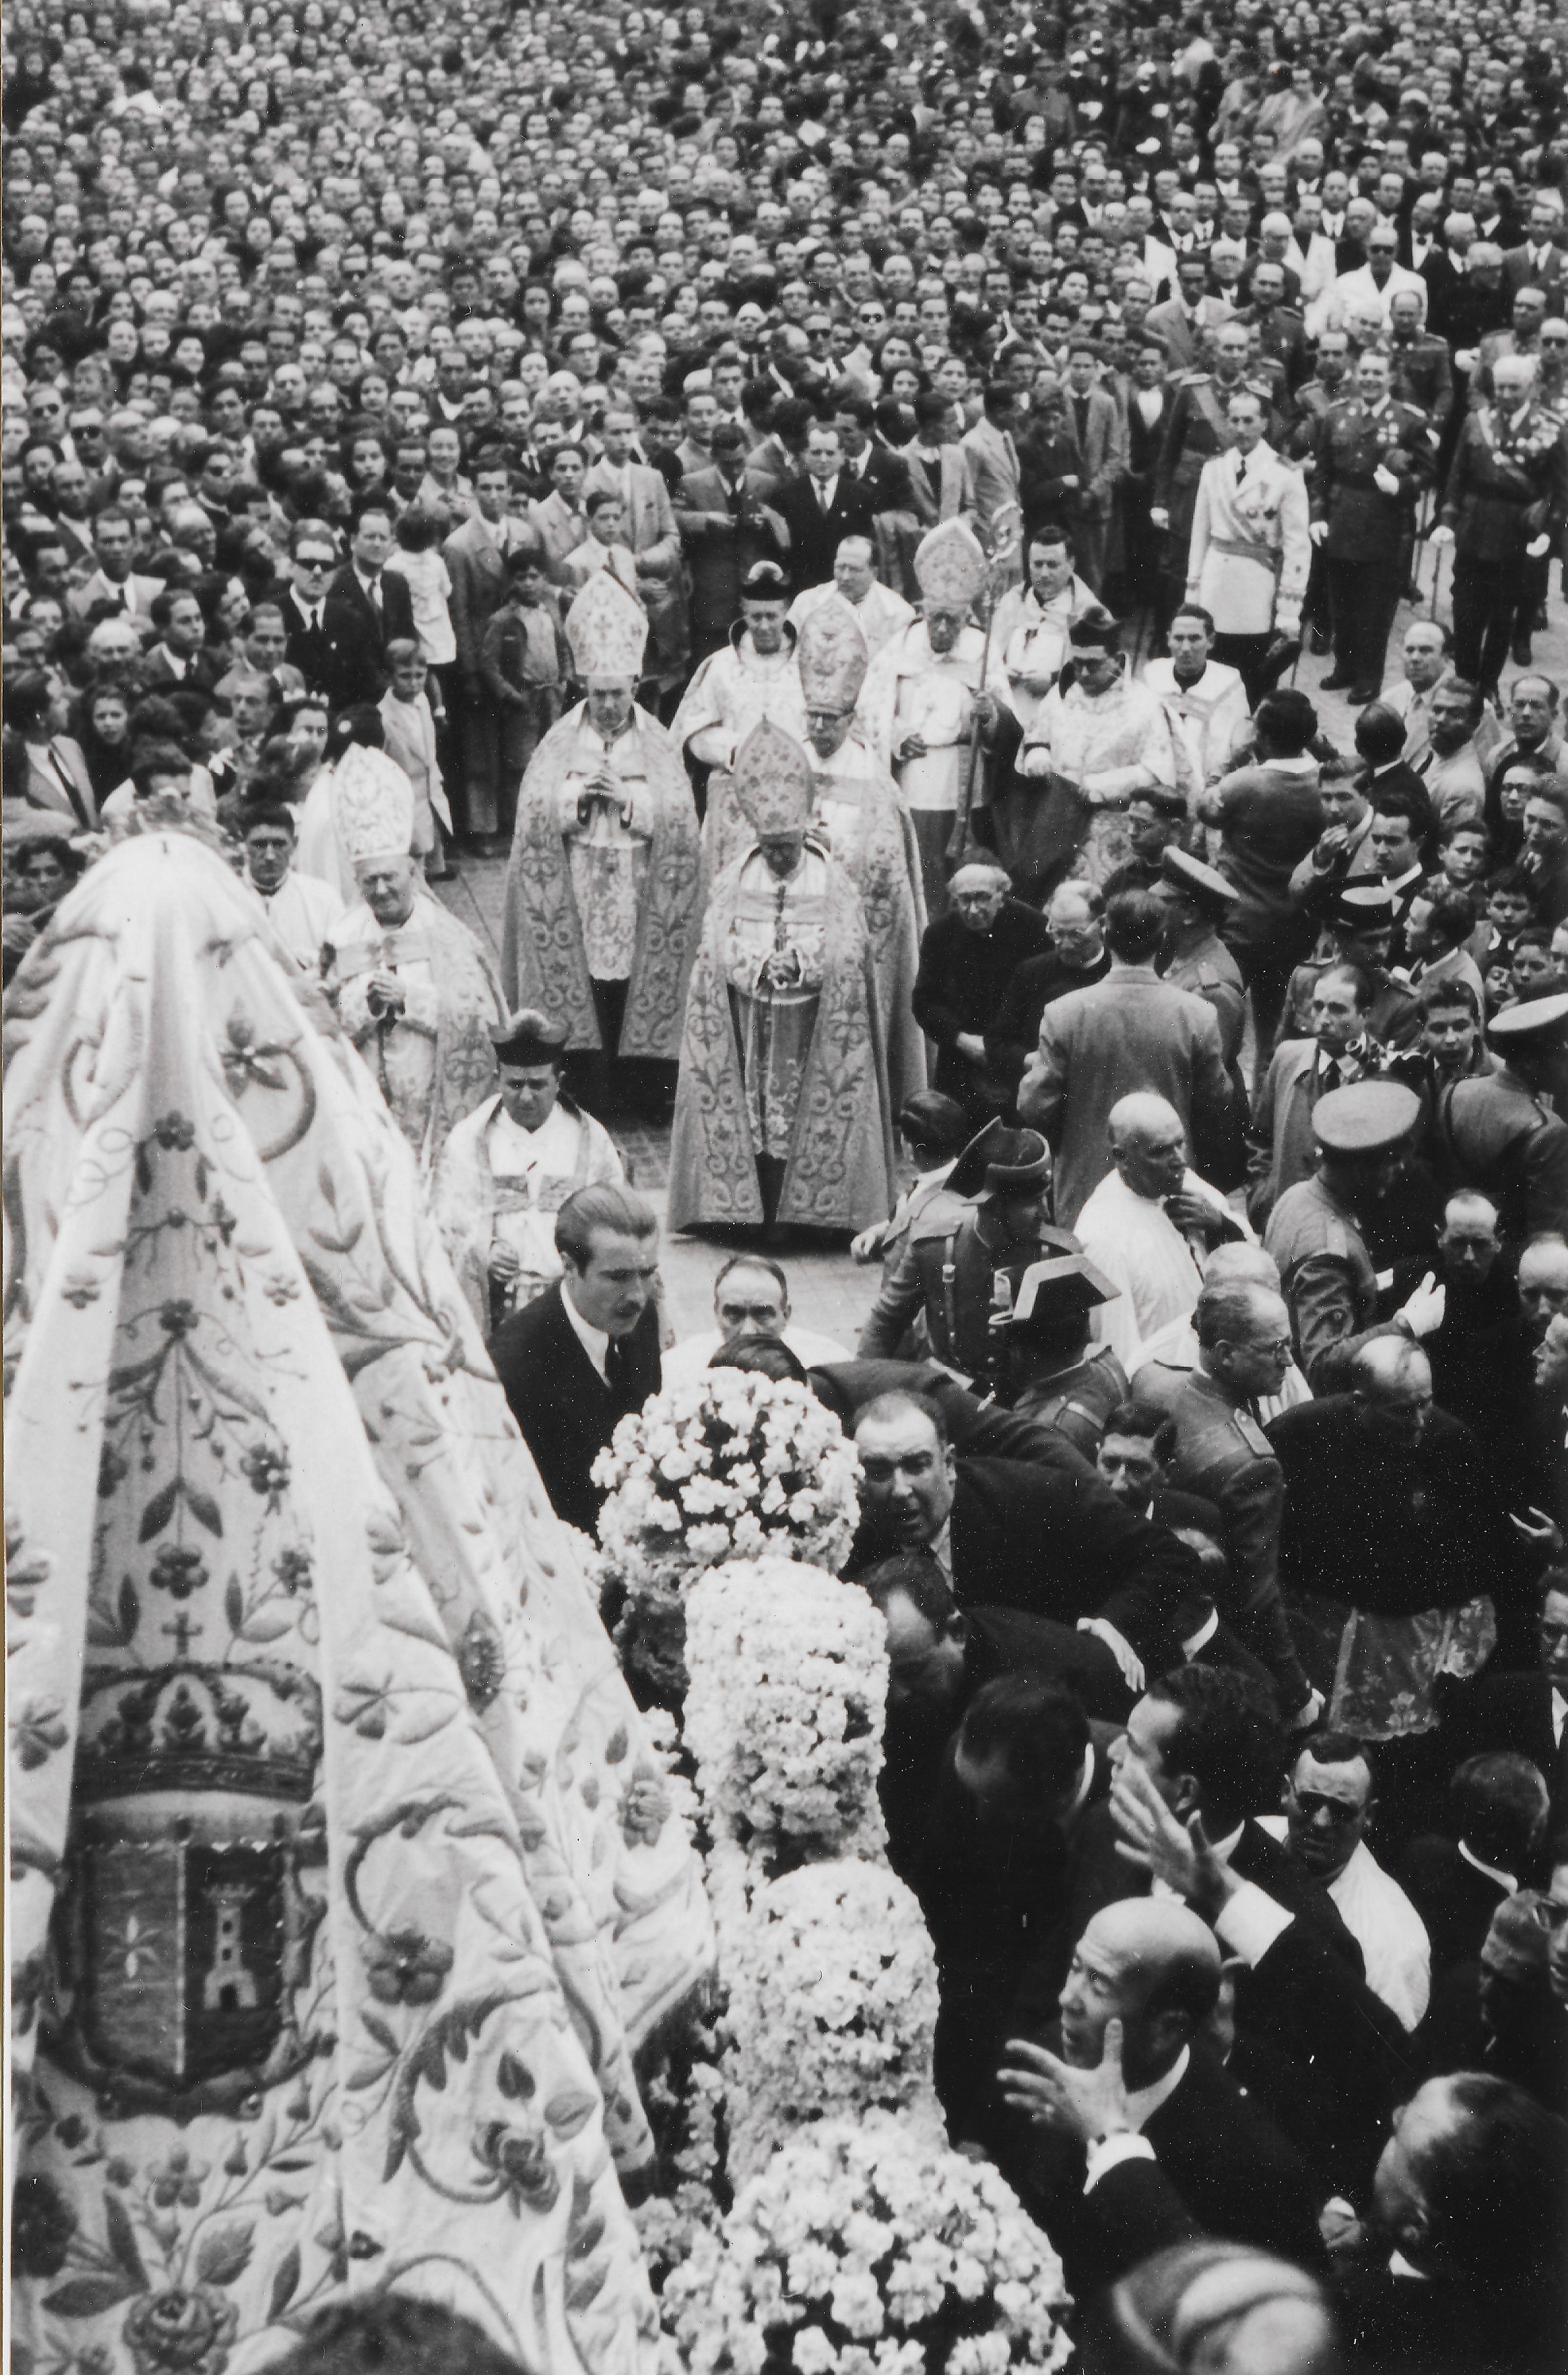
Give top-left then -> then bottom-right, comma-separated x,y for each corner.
6,0 -> 1568,2364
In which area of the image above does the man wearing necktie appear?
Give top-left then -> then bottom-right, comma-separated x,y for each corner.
775,421 -> 877,589
1185,390 -> 1310,706
319,501 -> 415,712
281,526 -> 338,695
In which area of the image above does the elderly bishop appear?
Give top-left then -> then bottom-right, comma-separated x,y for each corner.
501,569 -> 701,1076
858,518 -> 1010,923
669,719 -> 898,1235
322,753 -> 506,1172
702,602 -> 928,1107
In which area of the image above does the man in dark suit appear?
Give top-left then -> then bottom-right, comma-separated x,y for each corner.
830,387 -> 913,517
847,1390 -> 1201,1676
317,499 -> 415,712
1501,199 -> 1568,299
490,1183 -> 662,1538
1331,2074 -> 1568,2373
674,422 -> 788,656
1003,2041 -> 1563,2373
1442,1570 -> 1568,1823
1101,1736 -> 1418,2196
1399,1750 -> 1553,1977
911,863 -> 1053,1126
772,419 -> 878,591
995,1897 -> 1322,2295
280,520 -> 340,693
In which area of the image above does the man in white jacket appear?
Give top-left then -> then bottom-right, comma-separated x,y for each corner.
1186,387 -> 1310,706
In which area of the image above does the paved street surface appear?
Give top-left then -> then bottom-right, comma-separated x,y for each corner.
436,558 -> 1568,1351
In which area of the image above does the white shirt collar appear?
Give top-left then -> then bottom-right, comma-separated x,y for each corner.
559,1279 -> 611,1382
1554,1685 -> 1567,1747
1181,1605 -> 1220,1657
1123,2044 -> 1191,2128
1457,1838 -> 1518,1892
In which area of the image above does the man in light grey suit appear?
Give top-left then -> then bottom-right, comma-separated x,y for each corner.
1019,888 -> 1235,1227
1060,342 -> 1128,592
585,406 -> 689,699
1245,961 -> 1376,1226
444,452 -> 523,843
959,384 -> 1024,586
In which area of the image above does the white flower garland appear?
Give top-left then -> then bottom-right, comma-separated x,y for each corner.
592,1373 -> 862,1597
723,1863 -> 941,2179
663,2112 -> 1073,2375
683,1560 -> 887,1857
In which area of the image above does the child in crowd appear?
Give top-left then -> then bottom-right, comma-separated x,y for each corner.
478,545 -> 570,832
378,638 -> 452,879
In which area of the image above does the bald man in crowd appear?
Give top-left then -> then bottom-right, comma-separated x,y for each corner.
1073,1093 -> 1248,1371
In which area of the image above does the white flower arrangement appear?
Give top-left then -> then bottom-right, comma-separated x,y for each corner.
683,1561 -> 888,1859
593,1372 -> 862,1595
662,2112 -> 1073,2375
723,1862 -> 941,2179
635,2054 -> 727,2287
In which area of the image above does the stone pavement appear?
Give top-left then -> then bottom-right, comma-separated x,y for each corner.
434,555 -> 1568,1350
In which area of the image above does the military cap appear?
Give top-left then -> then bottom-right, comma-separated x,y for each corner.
945,1118 -> 1053,1200
1161,845 -> 1239,911
992,1250 -> 1121,1329
490,1008 -> 569,1066
1331,882 -> 1398,934
1311,1080 -> 1421,1156
1488,990 -> 1568,1050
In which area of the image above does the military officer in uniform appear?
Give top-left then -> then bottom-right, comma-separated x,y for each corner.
1154,846 -> 1248,1186
1428,991 -> 1568,1237
1430,352 -> 1568,701
991,1251 -> 1128,1458
1263,1081 -> 1447,1393
1284,327 -> 1353,651
858,1122 -> 1069,1381
1277,883 -> 1423,1054
1152,321 -> 1280,641
1311,344 -> 1434,705
1137,1276 -> 1320,1726
1185,384 -> 1311,705
1384,288 -> 1456,433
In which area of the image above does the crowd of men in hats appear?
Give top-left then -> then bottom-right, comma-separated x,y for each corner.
8,0 -> 1568,2362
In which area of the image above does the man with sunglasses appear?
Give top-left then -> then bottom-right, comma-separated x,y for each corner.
280,520 -> 340,695
1256,1734 -> 1432,2032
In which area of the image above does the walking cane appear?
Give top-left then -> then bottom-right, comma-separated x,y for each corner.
946,505 -> 1020,871
1430,539 -> 1452,632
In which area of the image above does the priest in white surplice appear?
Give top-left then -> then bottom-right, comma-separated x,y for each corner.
240,798 -> 346,971
1073,1092 -> 1252,1369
